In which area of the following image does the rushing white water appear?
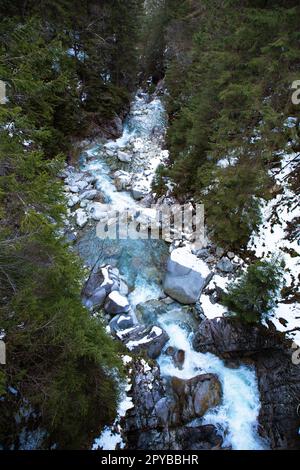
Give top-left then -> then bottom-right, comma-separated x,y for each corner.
81,91 -> 167,212
157,322 -> 267,450
129,274 -> 163,307
82,90 -> 267,451
84,149 -> 136,210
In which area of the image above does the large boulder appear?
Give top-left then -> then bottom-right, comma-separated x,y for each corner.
79,189 -> 98,201
163,247 -> 212,304
87,202 -> 109,221
171,374 -> 222,423
123,325 -> 169,359
82,265 -> 118,310
104,291 -> 130,315
123,359 -> 223,450
109,312 -> 136,335
193,318 -> 300,450
192,317 -> 282,358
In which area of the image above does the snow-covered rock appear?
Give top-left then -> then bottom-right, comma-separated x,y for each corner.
104,291 -> 130,315
124,325 -> 169,359
131,182 -> 149,200
87,202 -> 109,221
118,151 -> 132,163
75,209 -> 88,228
67,194 -> 79,208
163,247 -> 212,304
109,313 -> 136,335
82,265 -> 120,310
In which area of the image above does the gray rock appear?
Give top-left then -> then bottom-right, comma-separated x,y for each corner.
105,148 -> 116,158
88,202 -> 109,221
209,286 -> 224,304
123,359 -> 223,451
80,200 -> 88,208
216,247 -> 225,258
124,325 -> 169,359
109,313 -> 135,335
79,189 -> 98,201
67,194 -> 79,208
119,279 -> 129,296
193,317 -> 278,357
154,398 -> 175,427
69,185 -> 80,193
161,296 -> 175,305
114,171 -> 131,191
163,248 -> 212,304
227,251 -> 235,259
123,359 -> 168,437
104,291 -> 130,315
216,257 -> 234,273
165,347 -> 185,370
82,265 -> 118,310
171,374 -> 222,423
83,286 -> 107,310
195,248 -> 210,260
77,180 -> 89,191
127,425 -> 223,451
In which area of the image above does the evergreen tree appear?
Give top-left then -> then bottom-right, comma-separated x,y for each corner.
155,0 -> 300,248
0,3 -> 146,449
221,258 -> 284,324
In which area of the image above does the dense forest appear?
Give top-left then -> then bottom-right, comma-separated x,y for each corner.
0,0 -> 142,449
151,0 -> 299,248
0,0 -> 299,451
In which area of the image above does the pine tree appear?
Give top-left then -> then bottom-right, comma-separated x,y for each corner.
156,0 -> 300,248
221,258 -> 284,323
0,10 -> 133,450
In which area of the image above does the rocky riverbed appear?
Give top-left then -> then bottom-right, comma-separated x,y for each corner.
61,86 -> 300,450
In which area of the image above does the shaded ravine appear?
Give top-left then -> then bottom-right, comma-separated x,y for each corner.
71,91 -> 268,450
